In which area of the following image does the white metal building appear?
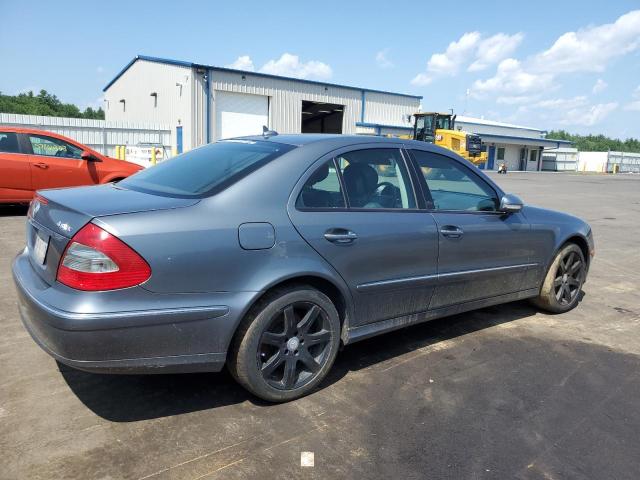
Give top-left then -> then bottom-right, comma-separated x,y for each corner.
103,55 -> 421,153
542,147 -> 579,171
455,116 -> 572,171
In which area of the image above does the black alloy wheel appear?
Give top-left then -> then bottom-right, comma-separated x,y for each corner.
258,302 -> 332,390
229,285 -> 340,402
532,243 -> 586,313
553,249 -> 584,305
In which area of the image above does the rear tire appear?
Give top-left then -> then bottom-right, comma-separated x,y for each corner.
531,243 -> 586,313
229,285 -> 340,402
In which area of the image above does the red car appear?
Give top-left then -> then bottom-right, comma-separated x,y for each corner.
0,127 -> 142,204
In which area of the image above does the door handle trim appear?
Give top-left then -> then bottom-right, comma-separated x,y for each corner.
324,230 -> 358,244
439,226 -> 464,238
34,162 -> 49,169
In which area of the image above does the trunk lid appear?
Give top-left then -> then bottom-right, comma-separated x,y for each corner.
28,183 -> 198,285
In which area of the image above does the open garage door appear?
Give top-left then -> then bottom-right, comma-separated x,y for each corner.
301,101 -> 343,134
215,91 -> 269,140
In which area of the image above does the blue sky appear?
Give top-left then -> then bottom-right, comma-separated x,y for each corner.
2,0 -> 639,138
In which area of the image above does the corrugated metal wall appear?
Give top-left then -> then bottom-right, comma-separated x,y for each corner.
542,148 -> 578,171
104,59 -> 193,149
362,92 -> 417,128
207,69 -> 420,141
0,113 -> 171,157
103,58 -> 421,147
208,69 -> 362,140
607,151 -> 640,173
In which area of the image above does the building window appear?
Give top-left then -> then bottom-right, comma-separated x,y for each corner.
529,149 -> 538,162
497,147 -> 505,160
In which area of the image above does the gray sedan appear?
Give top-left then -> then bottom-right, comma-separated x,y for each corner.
13,134 -> 593,402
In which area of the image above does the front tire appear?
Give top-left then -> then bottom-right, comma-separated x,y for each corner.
229,286 -> 340,402
531,243 -> 586,313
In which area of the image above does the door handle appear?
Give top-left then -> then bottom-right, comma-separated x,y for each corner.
34,162 -> 49,169
324,229 -> 358,244
440,225 -> 464,238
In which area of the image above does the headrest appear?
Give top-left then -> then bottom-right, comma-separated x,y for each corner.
308,163 -> 329,185
343,163 -> 378,195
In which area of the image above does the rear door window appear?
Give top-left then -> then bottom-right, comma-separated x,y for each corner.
119,140 -> 294,198
0,132 -> 20,153
296,159 -> 346,209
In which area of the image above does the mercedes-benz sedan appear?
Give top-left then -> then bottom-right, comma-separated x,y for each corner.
13,135 -> 593,402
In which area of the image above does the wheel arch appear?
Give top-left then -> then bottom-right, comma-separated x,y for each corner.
539,233 -> 591,287
230,272 -> 354,351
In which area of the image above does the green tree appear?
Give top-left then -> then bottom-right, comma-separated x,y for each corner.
0,89 -> 104,119
547,130 -> 640,153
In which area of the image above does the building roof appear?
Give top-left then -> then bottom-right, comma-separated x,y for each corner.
103,55 -> 423,100
456,115 -> 545,133
476,133 -> 572,148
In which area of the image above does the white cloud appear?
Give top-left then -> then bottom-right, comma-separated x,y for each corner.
471,58 -> 555,98
469,33 -> 524,72
412,30 -> 525,85
96,66 -> 105,74
496,95 -> 539,105
412,31 -> 481,85
533,10 -> 640,74
471,10 -> 640,101
624,85 -> 640,110
224,53 -> 333,80
533,96 -> 589,110
226,55 -> 255,71
559,102 -> 618,126
625,101 -> 640,111
592,78 -> 608,94
411,73 -> 433,86
260,53 -> 332,80
375,48 -> 393,68
429,32 -> 481,75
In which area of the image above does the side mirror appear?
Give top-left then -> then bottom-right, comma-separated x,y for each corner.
499,193 -> 524,214
81,151 -> 101,162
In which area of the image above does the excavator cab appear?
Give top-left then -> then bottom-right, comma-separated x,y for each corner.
413,113 -> 455,142
411,112 -> 487,165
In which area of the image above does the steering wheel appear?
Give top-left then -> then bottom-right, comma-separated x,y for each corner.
375,181 -> 395,193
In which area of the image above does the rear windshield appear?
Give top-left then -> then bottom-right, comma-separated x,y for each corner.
119,140 -> 294,198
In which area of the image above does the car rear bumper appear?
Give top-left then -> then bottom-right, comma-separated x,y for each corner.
12,251 -> 255,374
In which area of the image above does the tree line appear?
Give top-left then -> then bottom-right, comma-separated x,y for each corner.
547,130 -> 640,153
0,90 -> 104,119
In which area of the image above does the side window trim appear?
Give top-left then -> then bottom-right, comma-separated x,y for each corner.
401,147 -> 430,210
18,134 -> 34,155
408,148 -> 502,214
332,157 -> 350,208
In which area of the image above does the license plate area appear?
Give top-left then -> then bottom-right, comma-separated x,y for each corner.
33,231 -> 50,265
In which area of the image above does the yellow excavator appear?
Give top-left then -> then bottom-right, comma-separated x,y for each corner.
408,112 -> 487,165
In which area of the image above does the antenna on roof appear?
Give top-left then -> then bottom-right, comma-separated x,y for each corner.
262,126 -> 278,138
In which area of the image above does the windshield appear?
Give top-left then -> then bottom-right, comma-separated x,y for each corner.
119,140 -> 294,198
435,116 -> 452,130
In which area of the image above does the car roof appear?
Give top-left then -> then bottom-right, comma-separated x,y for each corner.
231,133 -> 409,147
0,126 -> 56,135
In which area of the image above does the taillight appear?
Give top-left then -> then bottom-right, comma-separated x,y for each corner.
57,223 -> 151,291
